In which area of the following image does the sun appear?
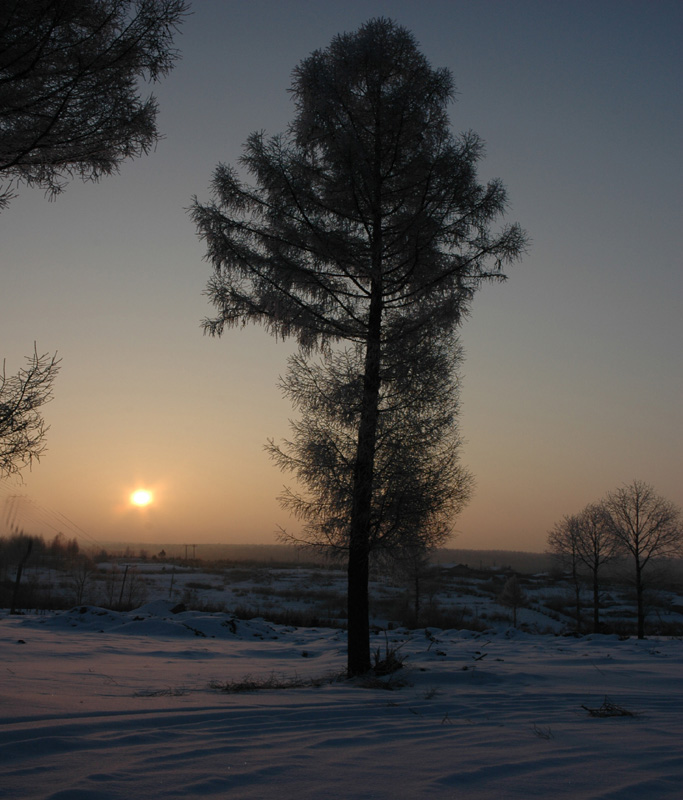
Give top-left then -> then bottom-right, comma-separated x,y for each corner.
130,489 -> 153,507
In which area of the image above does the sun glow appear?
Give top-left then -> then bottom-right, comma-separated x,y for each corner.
130,489 -> 153,507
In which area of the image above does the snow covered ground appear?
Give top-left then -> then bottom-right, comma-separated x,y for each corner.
1,600 -> 682,799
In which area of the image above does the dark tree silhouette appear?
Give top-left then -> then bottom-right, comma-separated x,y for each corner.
603,480 -> 682,638
0,0 -> 188,209
9,533 -> 33,614
267,333 -> 473,563
386,543 -> 437,628
67,554 -> 96,605
574,502 -> 621,633
547,513 -> 584,631
499,575 -> 526,628
548,503 -> 620,633
192,19 -> 526,675
0,348 -> 61,478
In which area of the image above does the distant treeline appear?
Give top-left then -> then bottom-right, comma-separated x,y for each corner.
0,536 -> 568,573
81,541 -> 557,572
4,535 -> 680,583
433,549 -> 554,573
0,531 -> 83,576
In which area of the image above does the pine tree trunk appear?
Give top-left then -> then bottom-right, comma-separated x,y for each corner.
346,284 -> 382,677
347,532 -> 370,675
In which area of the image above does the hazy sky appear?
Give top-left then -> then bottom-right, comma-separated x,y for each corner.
1,0 -> 681,553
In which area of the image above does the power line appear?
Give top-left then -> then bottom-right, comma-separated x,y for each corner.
0,483 -> 105,551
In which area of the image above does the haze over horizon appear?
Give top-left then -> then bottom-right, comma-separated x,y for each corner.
1,1 -> 681,554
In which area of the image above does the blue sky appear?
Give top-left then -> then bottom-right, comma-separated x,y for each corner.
1,0 -> 681,551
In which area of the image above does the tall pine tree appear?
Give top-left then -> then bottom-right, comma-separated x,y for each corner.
192,19 -> 526,674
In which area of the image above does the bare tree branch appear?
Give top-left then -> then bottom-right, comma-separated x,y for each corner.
0,346 -> 61,478
0,0 -> 189,209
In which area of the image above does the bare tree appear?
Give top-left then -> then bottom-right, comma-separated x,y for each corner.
0,348 -> 61,478
499,575 -> 527,628
192,19 -> 526,675
573,502 -> 621,633
549,503 -> 621,633
384,543 -> 436,628
603,480 -> 682,638
547,513 -> 584,631
67,553 -> 96,605
0,0 -> 188,210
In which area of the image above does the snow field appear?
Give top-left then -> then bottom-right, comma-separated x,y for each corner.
1,600 -> 682,799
